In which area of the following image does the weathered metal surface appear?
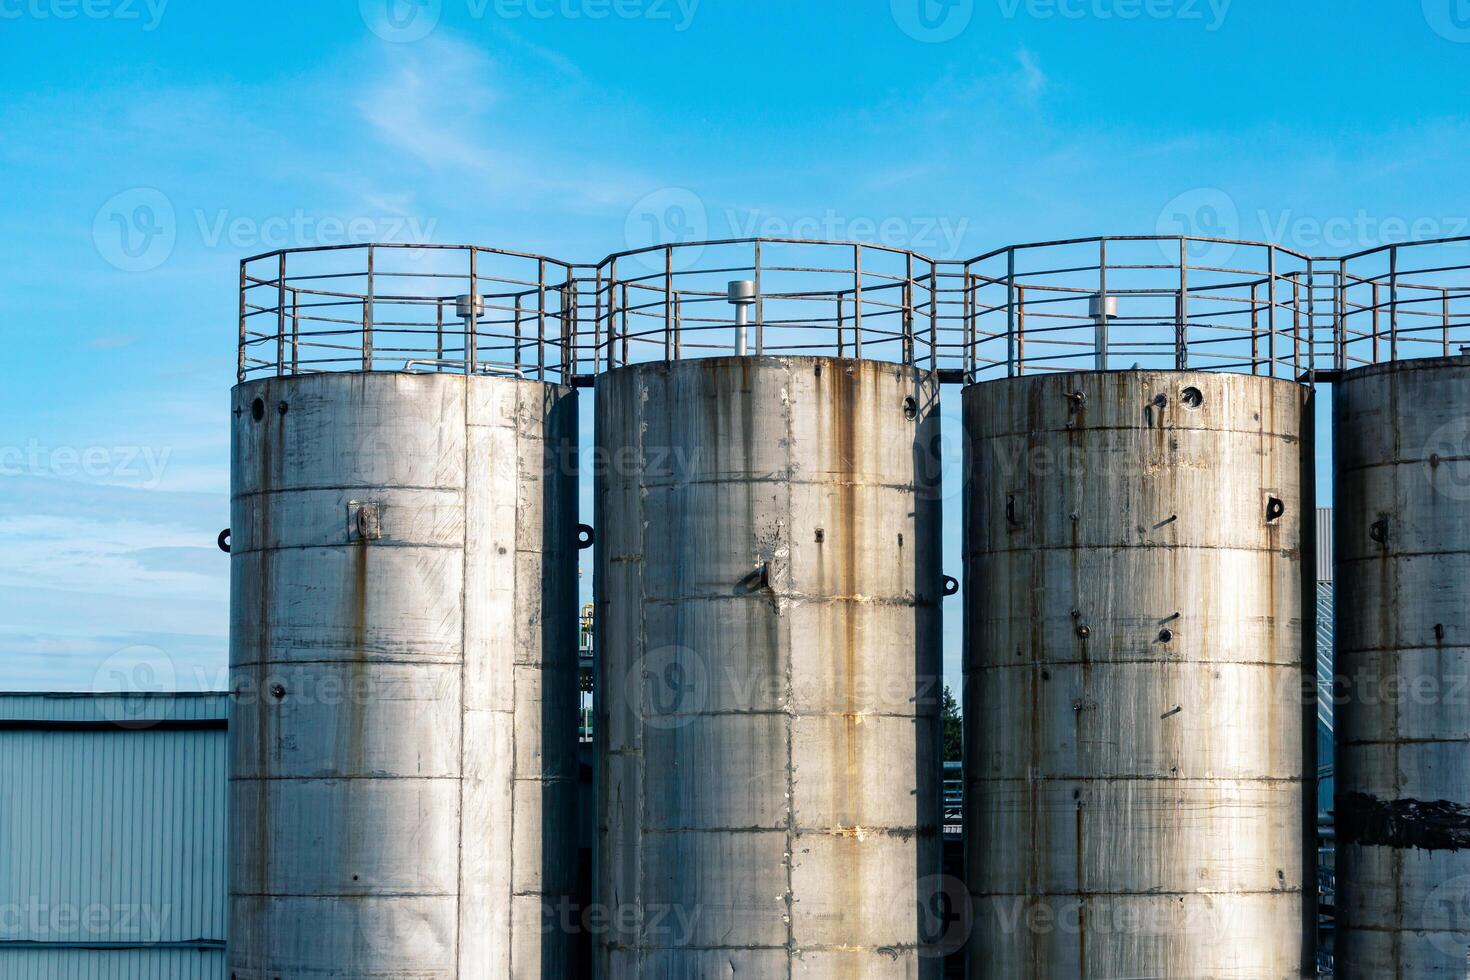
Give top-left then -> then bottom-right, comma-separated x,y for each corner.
228,371 -> 578,978
1334,354 -> 1470,977
963,370 -> 1316,977
594,356 -> 945,978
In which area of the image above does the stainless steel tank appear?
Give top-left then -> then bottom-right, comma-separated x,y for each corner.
594,355 -> 944,978
1334,354 -> 1470,976
228,371 -> 578,978
963,369 -> 1317,977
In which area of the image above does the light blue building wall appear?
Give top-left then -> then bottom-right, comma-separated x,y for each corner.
0,693 -> 227,980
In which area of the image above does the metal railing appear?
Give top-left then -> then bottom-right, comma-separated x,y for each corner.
959,236 -> 1330,382
238,243 -> 579,383
579,238 -> 966,373
236,235 -> 1470,386
1337,237 -> 1470,370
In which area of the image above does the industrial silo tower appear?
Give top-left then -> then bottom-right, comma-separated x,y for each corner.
229,244 -> 581,977
1332,238 -> 1470,976
959,236 -> 1324,977
590,239 -> 947,978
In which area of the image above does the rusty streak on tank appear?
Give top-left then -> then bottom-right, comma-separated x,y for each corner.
594,356 -> 944,978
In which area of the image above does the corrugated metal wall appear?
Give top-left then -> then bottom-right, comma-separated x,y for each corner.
1317,506 -> 1334,583
0,693 -> 227,980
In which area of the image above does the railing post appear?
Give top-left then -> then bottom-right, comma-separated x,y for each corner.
621,282 -> 630,366
1250,281 -> 1261,375
904,251 -> 915,366
1096,239 -> 1109,372
537,258 -> 547,381
606,259 -> 618,369
1266,245 -> 1277,375
853,244 -> 863,358
237,261 -> 247,383
1445,287 -> 1452,357
1293,274 -> 1303,378
363,245 -> 374,371
664,248 -> 673,362
1336,258 -> 1347,372
514,293 -> 524,371
1176,237 -> 1188,370
1016,285 -> 1026,376
467,247 -> 478,375
1389,245 -> 1399,362
291,287 -> 300,375
837,294 -> 845,358
436,298 -> 445,370
754,240 -> 764,355
277,252 -> 287,378
966,269 -> 976,379
1006,249 -> 1017,376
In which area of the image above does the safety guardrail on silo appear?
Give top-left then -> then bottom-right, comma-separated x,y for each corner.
243,235 -> 1470,384
1335,237 -> 1470,370
237,243 -> 580,384
958,236 -> 1335,383
577,238 -> 968,374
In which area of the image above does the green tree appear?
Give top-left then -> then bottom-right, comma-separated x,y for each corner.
942,684 -> 962,762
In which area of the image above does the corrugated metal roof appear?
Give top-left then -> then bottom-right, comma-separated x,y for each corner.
0,693 -> 227,979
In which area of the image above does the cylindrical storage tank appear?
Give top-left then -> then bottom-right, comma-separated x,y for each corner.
228,371 -> 578,978
1334,355 -> 1470,976
594,355 -> 944,978
963,370 -> 1316,977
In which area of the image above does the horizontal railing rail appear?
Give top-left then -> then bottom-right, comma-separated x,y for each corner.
237,236 -> 1470,384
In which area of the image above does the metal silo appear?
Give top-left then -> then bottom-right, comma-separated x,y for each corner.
1333,239 -> 1470,976
591,241 -> 946,978
960,238 -> 1322,977
228,245 -> 580,978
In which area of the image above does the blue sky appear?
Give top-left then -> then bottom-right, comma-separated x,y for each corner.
1,0 -> 1467,694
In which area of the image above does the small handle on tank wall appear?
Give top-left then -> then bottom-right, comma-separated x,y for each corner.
578,524 -> 595,550
943,576 -> 959,597
217,529 -> 231,554
1370,517 -> 1390,545
1265,497 -> 1286,524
